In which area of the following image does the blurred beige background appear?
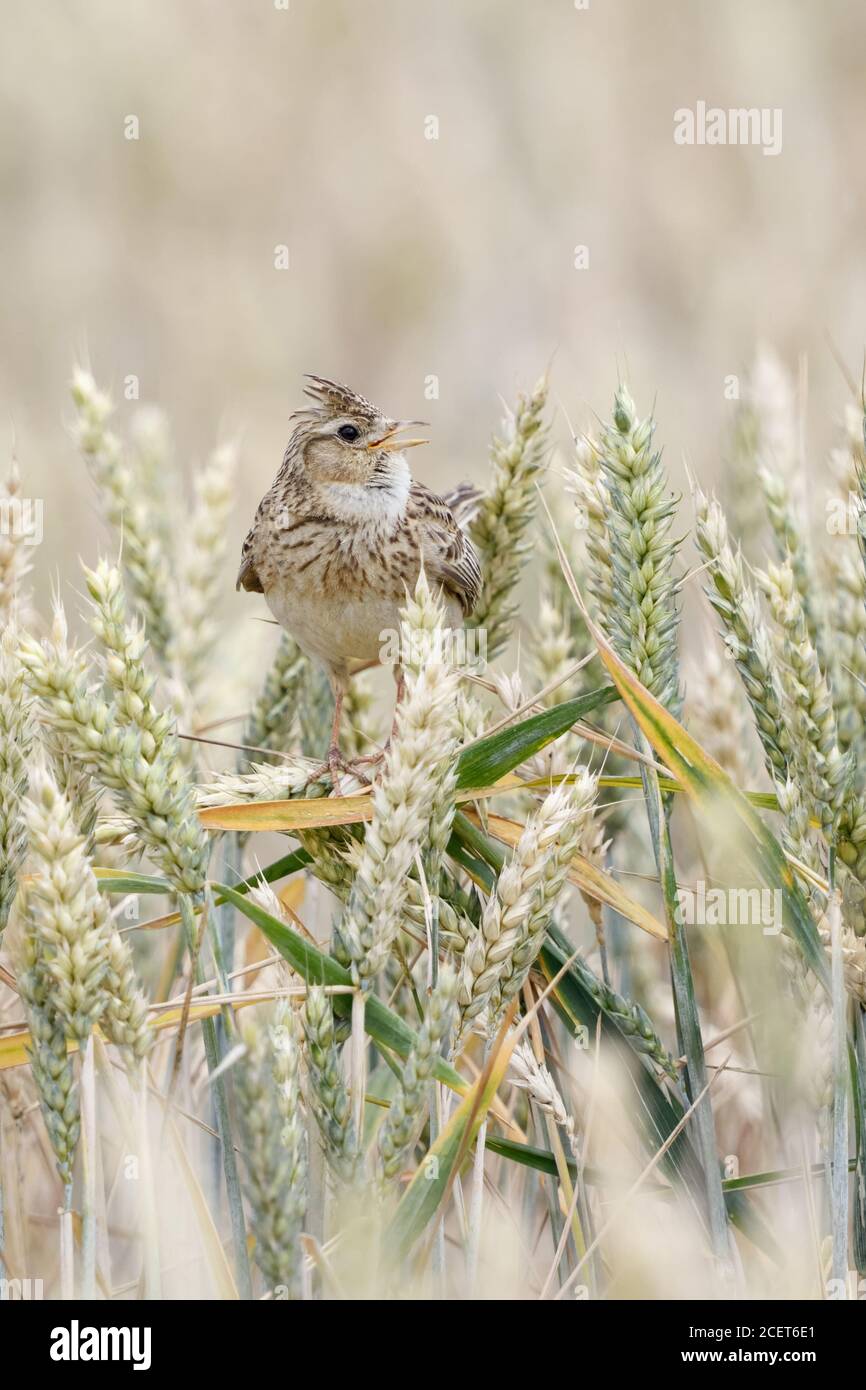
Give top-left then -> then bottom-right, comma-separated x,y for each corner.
1,0 -> 864,614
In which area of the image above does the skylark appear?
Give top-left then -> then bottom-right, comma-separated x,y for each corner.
237,376 -> 481,780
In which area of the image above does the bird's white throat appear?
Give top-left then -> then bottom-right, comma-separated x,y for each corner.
322,456 -> 411,529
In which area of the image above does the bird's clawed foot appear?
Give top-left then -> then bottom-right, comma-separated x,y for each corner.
322,744 -> 372,796
353,747 -> 387,770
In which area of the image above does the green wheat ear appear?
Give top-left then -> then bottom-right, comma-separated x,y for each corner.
469,376 -> 549,660
596,386 -> 682,717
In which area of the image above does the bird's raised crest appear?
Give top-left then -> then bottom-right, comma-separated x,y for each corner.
296,374 -> 382,424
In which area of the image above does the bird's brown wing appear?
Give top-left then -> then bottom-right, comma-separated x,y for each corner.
407,481 -> 482,616
236,524 -> 264,593
440,481 -> 482,529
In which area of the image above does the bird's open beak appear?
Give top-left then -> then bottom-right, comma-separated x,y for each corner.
367,420 -> 429,451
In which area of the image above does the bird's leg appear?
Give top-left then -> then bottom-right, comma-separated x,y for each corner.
326,682 -> 348,793
316,680 -> 372,794
390,665 -> 406,740
353,665 -> 406,770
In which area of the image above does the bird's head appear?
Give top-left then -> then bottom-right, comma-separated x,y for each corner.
285,376 -> 428,496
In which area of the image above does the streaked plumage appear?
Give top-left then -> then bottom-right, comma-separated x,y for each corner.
237,376 -> 481,773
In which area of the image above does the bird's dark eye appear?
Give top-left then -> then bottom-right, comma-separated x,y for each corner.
338,424 -> 360,442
